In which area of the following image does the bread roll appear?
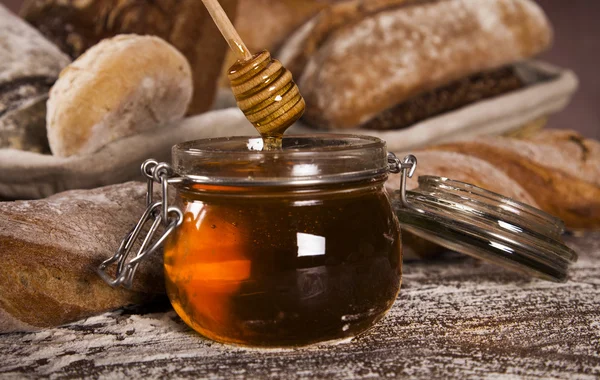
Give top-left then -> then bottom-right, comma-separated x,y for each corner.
0,182 -> 164,333
0,4 -> 70,153
429,130 -> 600,230
20,0 -> 237,115
47,35 -> 192,157
279,0 -> 552,130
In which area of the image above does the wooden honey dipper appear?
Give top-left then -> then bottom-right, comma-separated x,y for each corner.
201,0 -> 306,150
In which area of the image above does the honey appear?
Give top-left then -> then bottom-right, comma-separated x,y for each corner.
164,180 -> 401,347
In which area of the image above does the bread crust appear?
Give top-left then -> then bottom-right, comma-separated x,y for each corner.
21,0 -> 237,115
429,130 -> 600,230
0,182 -> 164,331
46,35 -> 192,157
386,150 -> 539,207
280,0 -> 552,130
0,4 -> 70,153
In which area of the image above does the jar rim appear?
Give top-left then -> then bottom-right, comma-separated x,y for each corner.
173,134 -> 385,155
171,134 -> 388,187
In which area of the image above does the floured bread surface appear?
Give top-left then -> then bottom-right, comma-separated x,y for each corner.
0,182 -> 164,332
47,34 -> 193,157
0,4 -> 70,83
0,4 -> 70,153
293,0 -> 552,129
430,131 -> 600,229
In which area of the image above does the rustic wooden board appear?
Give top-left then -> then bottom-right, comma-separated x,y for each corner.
1,233 -> 599,379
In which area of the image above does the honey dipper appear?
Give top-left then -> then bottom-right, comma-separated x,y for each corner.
201,0 -> 305,150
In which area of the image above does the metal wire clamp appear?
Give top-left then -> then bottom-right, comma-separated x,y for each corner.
97,159 -> 183,288
387,152 -> 417,208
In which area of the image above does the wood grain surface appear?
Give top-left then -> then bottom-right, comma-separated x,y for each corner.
1,233 -> 599,379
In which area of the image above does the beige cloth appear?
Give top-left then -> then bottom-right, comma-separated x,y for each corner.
0,60 -> 578,200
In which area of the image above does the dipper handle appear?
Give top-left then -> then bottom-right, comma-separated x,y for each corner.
201,0 -> 253,60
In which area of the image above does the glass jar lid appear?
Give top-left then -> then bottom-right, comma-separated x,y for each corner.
390,155 -> 578,282
172,134 -> 387,187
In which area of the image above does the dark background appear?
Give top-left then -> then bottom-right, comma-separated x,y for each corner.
2,0 -> 597,139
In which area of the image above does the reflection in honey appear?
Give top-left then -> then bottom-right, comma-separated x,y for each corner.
164,183 -> 401,347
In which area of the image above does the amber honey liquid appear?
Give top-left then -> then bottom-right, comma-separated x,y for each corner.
164,181 -> 401,347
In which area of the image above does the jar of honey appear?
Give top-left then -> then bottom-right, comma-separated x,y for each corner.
165,135 -> 400,346
98,134 -> 577,347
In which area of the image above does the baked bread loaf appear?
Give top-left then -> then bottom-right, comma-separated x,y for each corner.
429,130 -> 600,230
20,0 -> 237,115
279,0 -> 552,130
387,149 -> 541,259
47,34 -> 192,157
0,182 -> 164,333
0,4 -> 70,153
386,150 -> 539,207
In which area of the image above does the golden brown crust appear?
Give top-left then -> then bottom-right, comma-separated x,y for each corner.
280,0 -> 552,130
279,0 -> 418,79
387,150 -> 539,207
429,131 -> 600,230
20,0 -> 237,115
46,35 -> 192,157
0,182 -> 164,330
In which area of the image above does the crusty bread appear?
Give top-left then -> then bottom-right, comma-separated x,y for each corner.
21,0 -> 237,115
429,130 -> 600,230
279,0 -> 552,130
47,35 -> 192,157
0,182 -> 164,332
387,149 -> 542,260
386,150 -> 539,207
0,4 -> 70,153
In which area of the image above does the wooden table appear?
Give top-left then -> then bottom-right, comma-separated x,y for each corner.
1,233 -> 599,379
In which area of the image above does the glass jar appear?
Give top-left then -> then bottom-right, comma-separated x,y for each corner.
98,134 -> 577,348
166,135 -> 399,346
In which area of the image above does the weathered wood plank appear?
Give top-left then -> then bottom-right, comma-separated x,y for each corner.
1,233 -> 599,379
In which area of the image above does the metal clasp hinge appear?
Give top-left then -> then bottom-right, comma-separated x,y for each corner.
387,152 -> 417,208
97,159 -> 183,288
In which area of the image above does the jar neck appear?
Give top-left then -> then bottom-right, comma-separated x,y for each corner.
174,175 -> 388,199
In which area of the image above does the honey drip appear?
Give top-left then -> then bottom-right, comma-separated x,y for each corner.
228,51 -> 305,150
